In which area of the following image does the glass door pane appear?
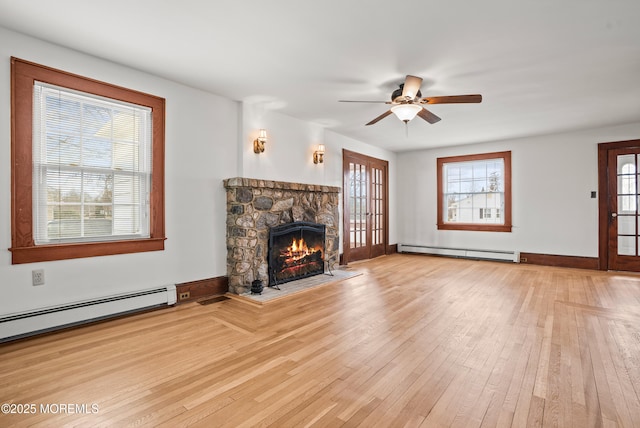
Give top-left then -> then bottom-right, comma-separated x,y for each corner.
372,167 -> 383,246
349,162 -> 367,249
617,154 -> 638,255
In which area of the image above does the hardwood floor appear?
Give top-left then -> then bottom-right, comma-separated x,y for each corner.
1,254 -> 640,427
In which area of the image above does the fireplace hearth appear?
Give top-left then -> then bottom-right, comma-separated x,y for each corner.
269,221 -> 325,286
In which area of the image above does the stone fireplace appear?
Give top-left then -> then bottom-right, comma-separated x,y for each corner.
224,177 -> 340,294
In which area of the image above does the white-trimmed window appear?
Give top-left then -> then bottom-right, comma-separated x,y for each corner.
437,151 -> 512,232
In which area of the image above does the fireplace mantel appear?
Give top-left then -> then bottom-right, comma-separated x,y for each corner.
224,177 -> 341,294
224,177 -> 340,194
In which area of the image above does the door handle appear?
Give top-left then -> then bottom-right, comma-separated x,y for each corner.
611,213 -> 618,218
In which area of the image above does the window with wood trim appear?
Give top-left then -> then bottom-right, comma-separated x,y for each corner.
10,57 -> 166,264
437,151 -> 512,232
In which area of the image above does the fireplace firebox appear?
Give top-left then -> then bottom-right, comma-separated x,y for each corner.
268,221 -> 326,286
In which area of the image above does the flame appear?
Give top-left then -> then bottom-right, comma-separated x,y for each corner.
288,238 -> 310,258
276,235 -> 324,278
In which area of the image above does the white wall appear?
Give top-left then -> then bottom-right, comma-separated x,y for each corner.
0,26 -> 396,320
397,122 -> 640,257
2,23 -> 636,322
0,27 -> 238,314
241,105 -> 328,185
240,105 -> 398,248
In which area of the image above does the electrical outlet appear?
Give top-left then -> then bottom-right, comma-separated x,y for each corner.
32,269 -> 45,286
520,257 -> 528,263
179,291 -> 190,300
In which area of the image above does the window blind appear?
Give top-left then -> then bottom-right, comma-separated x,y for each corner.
32,82 -> 152,244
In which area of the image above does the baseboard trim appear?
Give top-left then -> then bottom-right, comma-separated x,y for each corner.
519,252 -> 599,270
339,244 -> 397,265
176,276 -> 228,303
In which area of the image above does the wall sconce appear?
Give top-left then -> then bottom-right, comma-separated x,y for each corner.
253,129 -> 267,153
313,144 -> 325,164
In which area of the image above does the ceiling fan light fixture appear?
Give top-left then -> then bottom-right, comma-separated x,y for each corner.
390,104 -> 423,123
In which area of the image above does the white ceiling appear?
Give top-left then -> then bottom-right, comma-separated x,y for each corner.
1,0 -> 639,151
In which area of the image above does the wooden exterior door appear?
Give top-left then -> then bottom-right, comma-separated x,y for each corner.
599,139 -> 640,271
342,150 -> 388,263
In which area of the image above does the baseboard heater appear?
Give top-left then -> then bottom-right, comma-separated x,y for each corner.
398,244 -> 519,263
0,285 -> 177,343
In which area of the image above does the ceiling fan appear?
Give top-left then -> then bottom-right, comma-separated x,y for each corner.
339,75 -> 482,126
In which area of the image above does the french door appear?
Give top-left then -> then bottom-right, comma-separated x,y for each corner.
342,150 -> 388,263
599,139 -> 640,271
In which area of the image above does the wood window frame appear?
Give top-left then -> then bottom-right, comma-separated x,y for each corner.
10,57 -> 166,264
437,151 -> 512,232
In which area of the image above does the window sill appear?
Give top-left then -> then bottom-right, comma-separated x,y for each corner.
10,237 -> 166,264
437,223 -> 512,233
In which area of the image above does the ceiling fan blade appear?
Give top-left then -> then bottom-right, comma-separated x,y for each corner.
417,108 -> 441,124
401,75 -> 423,100
422,94 -> 482,104
339,100 -> 390,103
365,109 -> 393,126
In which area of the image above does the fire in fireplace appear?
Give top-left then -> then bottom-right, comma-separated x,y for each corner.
268,221 -> 326,286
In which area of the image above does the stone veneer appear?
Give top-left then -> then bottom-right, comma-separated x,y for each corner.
224,177 -> 341,294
